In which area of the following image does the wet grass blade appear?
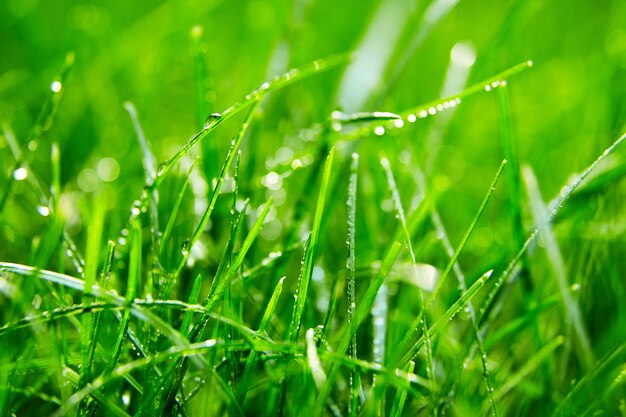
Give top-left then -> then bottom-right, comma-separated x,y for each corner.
159,161 -> 195,261
288,146 -> 335,342
346,153 -> 360,417
380,155 -> 436,412
339,60 -> 533,141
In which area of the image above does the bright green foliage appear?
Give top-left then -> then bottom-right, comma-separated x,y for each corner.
1,1 -> 626,416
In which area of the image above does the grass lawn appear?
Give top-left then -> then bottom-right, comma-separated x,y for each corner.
1,0 -> 626,415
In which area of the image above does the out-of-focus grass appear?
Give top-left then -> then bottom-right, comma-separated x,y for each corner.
1,0 -> 626,416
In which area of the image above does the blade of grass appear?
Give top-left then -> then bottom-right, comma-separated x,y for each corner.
0,263 -> 194,349
288,146 -> 335,342
173,101 -> 261,278
496,85 -> 528,292
104,218 -> 140,376
159,161 -> 195,262
522,165 -> 594,371
389,360 -> 415,417
339,60 -> 533,141
380,155 -> 436,414
78,194 -> 107,390
313,241 -> 403,416
346,153 -> 360,417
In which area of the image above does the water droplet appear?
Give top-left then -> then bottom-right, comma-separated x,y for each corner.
394,119 -> 404,128
428,107 -> 437,115
181,239 -> 191,256
436,104 -> 444,112
407,114 -> 417,123
291,159 -> 304,170
37,205 -> 50,217
13,167 -> 28,181
203,113 -> 222,129
122,391 -> 131,406
485,84 -> 492,92
374,126 -> 385,136
419,109 -> 428,118
50,80 -> 62,93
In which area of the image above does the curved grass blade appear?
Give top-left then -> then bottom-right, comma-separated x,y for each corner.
339,60 -> 533,141
0,263 -> 193,350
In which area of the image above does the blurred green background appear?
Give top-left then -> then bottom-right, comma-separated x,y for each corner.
2,0 -> 626,414
2,0 -> 625,226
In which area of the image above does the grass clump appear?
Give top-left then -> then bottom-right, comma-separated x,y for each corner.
2,1 -> 626,416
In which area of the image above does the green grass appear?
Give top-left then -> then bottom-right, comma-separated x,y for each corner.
2,1 -> 626,416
